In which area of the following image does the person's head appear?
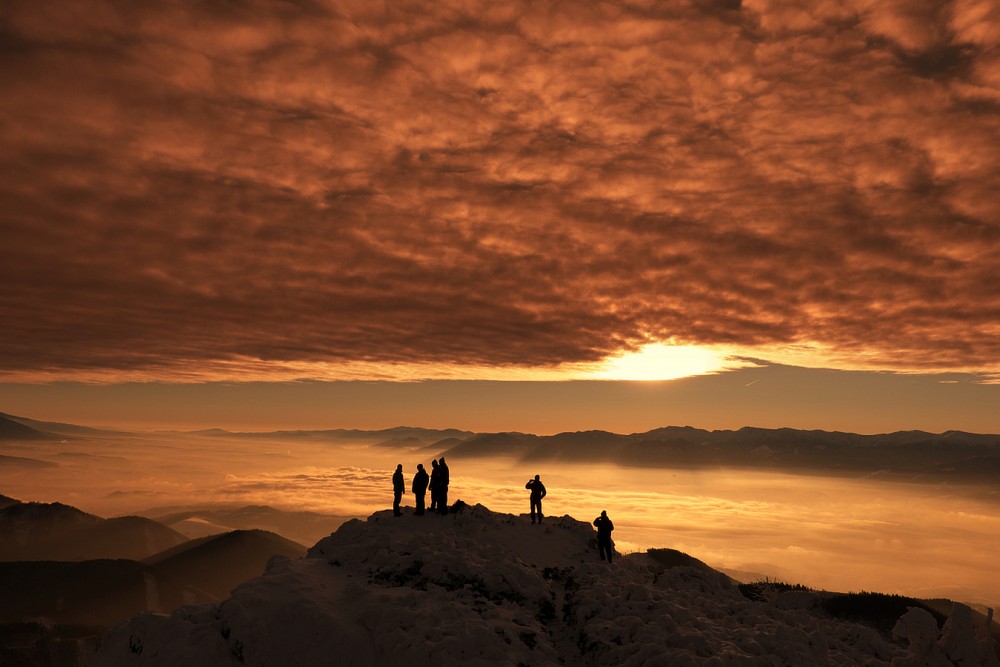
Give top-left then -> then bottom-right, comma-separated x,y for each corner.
601,510 -> 607,517
440,457 -> 446,464
534,474 -> 540,481
396,464 -> 402,471
432,459 -> 438,467
417,463 -> 424,471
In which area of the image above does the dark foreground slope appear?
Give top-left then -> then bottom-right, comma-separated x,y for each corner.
0,496 -> 310,667
92,504 -> 998,666
144,530 -> 306,599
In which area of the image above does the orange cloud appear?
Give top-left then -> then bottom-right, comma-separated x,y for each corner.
1,0 -> 998,380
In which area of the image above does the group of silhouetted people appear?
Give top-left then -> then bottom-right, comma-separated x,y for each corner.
389,467 -> 615,562
392,457 -> 450,516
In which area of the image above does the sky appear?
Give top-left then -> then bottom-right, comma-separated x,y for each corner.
2,0 -> 999,432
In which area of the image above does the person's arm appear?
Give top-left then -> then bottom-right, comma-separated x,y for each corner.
540,485 -> 546,498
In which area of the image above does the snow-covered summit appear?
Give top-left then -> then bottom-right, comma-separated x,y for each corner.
92,503 -> 996,666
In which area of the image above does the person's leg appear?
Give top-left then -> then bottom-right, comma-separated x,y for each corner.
415,494 -> 424,515
537,499 -> 543,523
439,488 -> 448,514
393,491 -> 402,516
530,499 -> 537,523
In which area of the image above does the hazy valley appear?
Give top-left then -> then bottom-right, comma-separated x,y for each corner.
2,411 -> 999,664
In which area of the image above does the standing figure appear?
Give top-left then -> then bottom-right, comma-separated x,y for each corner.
525,474 -> 546,524
437,456 -> 450,514
429,459 -> 440,513
594,510 -> 614,563
412,464 -> 429,515
392,464 -> 404,517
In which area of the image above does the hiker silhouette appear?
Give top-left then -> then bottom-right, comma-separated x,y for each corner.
437,456 -> 450,514
392,464 -> 404,517
594,510 -> 614,563
412,464 -> 429,515
525,474 -> 546,524
429,459 -> 440,512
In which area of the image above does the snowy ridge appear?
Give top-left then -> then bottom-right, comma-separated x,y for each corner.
92,503 -> 997,666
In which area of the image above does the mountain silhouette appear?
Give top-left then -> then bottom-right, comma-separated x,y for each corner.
0,411 -> 126,437
199,425 -> 476,443
91,504 -> 1000,666
0,502 -> 187,561
0,414 -> 50,440
0,453 -> 57,469
144,529 -> 306,599
443,431 -> 539,457
146,504 -> 349,546
436,425 -> 1000,482
0,499 -> 313,666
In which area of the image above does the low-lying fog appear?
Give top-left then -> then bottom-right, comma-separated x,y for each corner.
4,430 -> 997,608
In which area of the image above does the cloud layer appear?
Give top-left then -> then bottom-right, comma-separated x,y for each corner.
2,0 -> 999,379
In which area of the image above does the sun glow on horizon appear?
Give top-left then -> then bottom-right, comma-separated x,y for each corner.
591,343 -> 733,381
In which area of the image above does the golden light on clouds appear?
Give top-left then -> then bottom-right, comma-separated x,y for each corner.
591,344 -> 736,381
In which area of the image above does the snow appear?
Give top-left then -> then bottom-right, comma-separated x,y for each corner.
91,503 -> 998,666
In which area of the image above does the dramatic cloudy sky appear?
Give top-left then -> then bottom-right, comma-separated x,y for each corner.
2,0 -> 999,430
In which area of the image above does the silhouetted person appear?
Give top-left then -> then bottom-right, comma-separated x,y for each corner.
594,510 -> 614,563
429,459 -> 440,513
525,474 -> 546,524
412,464 -> 429,515
437,456 -> 450,514
392,464 -> 404,517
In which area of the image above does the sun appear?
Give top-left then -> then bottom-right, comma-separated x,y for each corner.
592,343 -> 730,381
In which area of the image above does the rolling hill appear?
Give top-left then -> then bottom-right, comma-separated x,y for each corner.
144,529 -> 306,599
0,414 -> 50,441
0,501 -> 187,561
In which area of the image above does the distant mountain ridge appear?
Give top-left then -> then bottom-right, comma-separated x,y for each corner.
5,410 -> 1000,483
0,412 -> 121,437
192,425 -> 477,444
0,413 -> 50,440
442,426 -> 1000,484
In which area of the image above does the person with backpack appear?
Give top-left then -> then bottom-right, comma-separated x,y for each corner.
594,510 -> 614,563
525,474 -> 546,524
